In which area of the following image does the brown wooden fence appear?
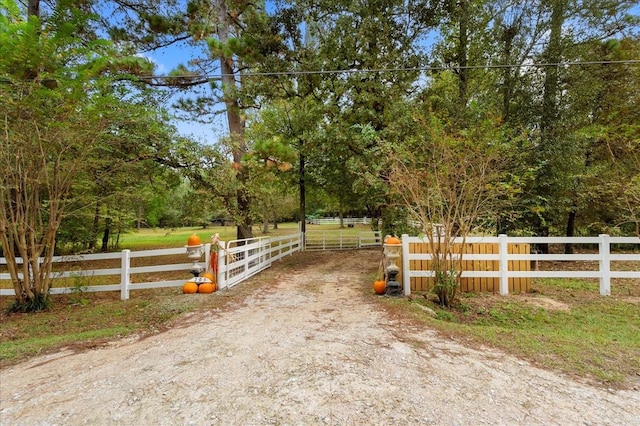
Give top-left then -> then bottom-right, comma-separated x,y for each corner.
407,241 -> 531,293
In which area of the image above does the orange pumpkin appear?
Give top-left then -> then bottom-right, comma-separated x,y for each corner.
373,280 -> 386,295
187,234 -> 201,246
385,236 -> 401,245
201,272 -> 215,284
182,281 -> 198,294
198,282 -> 216,293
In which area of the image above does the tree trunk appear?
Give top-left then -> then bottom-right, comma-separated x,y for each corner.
88,202 -> 100,251
536,0 -> 566,254
28,0 -> 39,17
137,204 -> 143,229
541,0 -> 564,134
564,208 -> 576,254
101,217 -> 112,253
501,24 -> 517,123
215,0 -> 253,241
262,205 -> 269,234
457,0 -> 469,109
299,151 -> 306,234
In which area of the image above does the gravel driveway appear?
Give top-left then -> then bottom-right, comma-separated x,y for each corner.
1,250 -> 639,425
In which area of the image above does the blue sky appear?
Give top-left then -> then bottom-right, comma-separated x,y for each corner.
148,41 -> 228,144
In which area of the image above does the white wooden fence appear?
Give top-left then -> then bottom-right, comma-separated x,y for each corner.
6,233 -> 634,300
222,233 -> 303,289
401,234 -> 640,297
304,230 -> 381,250
306,217 -> 373,225
0,233 -> 303,300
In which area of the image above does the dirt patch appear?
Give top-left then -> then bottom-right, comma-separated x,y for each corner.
1,250 -> 639,425
515,294 -> 571,312
619,296 -> 640,305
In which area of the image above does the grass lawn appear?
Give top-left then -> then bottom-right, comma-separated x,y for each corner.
378,278 -> 640,388
116,222 -> 368,250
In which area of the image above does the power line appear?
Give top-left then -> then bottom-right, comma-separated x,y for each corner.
135,59 -> 640,81
2,59 -> 638,84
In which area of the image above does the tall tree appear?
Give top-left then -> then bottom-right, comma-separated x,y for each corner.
291,0 -> 442,235
0,0 -> 149,310
530,0 -> 638,249
0,0 -> 194,309
564,38 -> 640,237
389,114 -> 524,306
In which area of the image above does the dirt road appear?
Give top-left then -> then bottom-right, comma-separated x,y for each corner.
1,250 -> 639,425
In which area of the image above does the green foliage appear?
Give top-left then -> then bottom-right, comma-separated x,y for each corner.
434,268 -> 458,307
69,274 -> 90,306
435,309 -> 457,322
6,293 -> 51,314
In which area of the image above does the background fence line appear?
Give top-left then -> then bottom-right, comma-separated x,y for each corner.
401,234 -> 640,297
306,217 -> 373,225
303,230 -> 381,250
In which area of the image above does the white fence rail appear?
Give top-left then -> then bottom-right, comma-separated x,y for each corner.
304,230 -> 382,250
306,217 -> 372,225
401,234 -> 640,297
220,233 -> 303,289
1,233 -> 303,300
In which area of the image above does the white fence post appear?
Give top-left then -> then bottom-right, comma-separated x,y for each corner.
217,241 -> 226,290
120,249 -> 131,300
401,234 -> 411,296
204,243 -> 211,273
499,234 -> 509,296
599,234 -> 611,296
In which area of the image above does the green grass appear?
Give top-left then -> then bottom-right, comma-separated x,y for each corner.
116,222 -> 364,250
385,278 -> 640,387
0,288 -> 229,367
0,328 -> 132,361
117,226 -> 239,250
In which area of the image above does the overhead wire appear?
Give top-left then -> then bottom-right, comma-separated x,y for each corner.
1,59 -> 639,84
133,59 -> 640,82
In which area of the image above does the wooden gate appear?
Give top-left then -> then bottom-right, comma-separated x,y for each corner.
407,241 -> 531,293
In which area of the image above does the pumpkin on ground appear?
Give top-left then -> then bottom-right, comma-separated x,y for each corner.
373,280 -> 386,295
198,282 -> 216,293
187,234 -> 201,246
182,281 -> 198,294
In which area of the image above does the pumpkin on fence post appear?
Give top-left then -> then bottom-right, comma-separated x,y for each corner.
187,234 -> 202,247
